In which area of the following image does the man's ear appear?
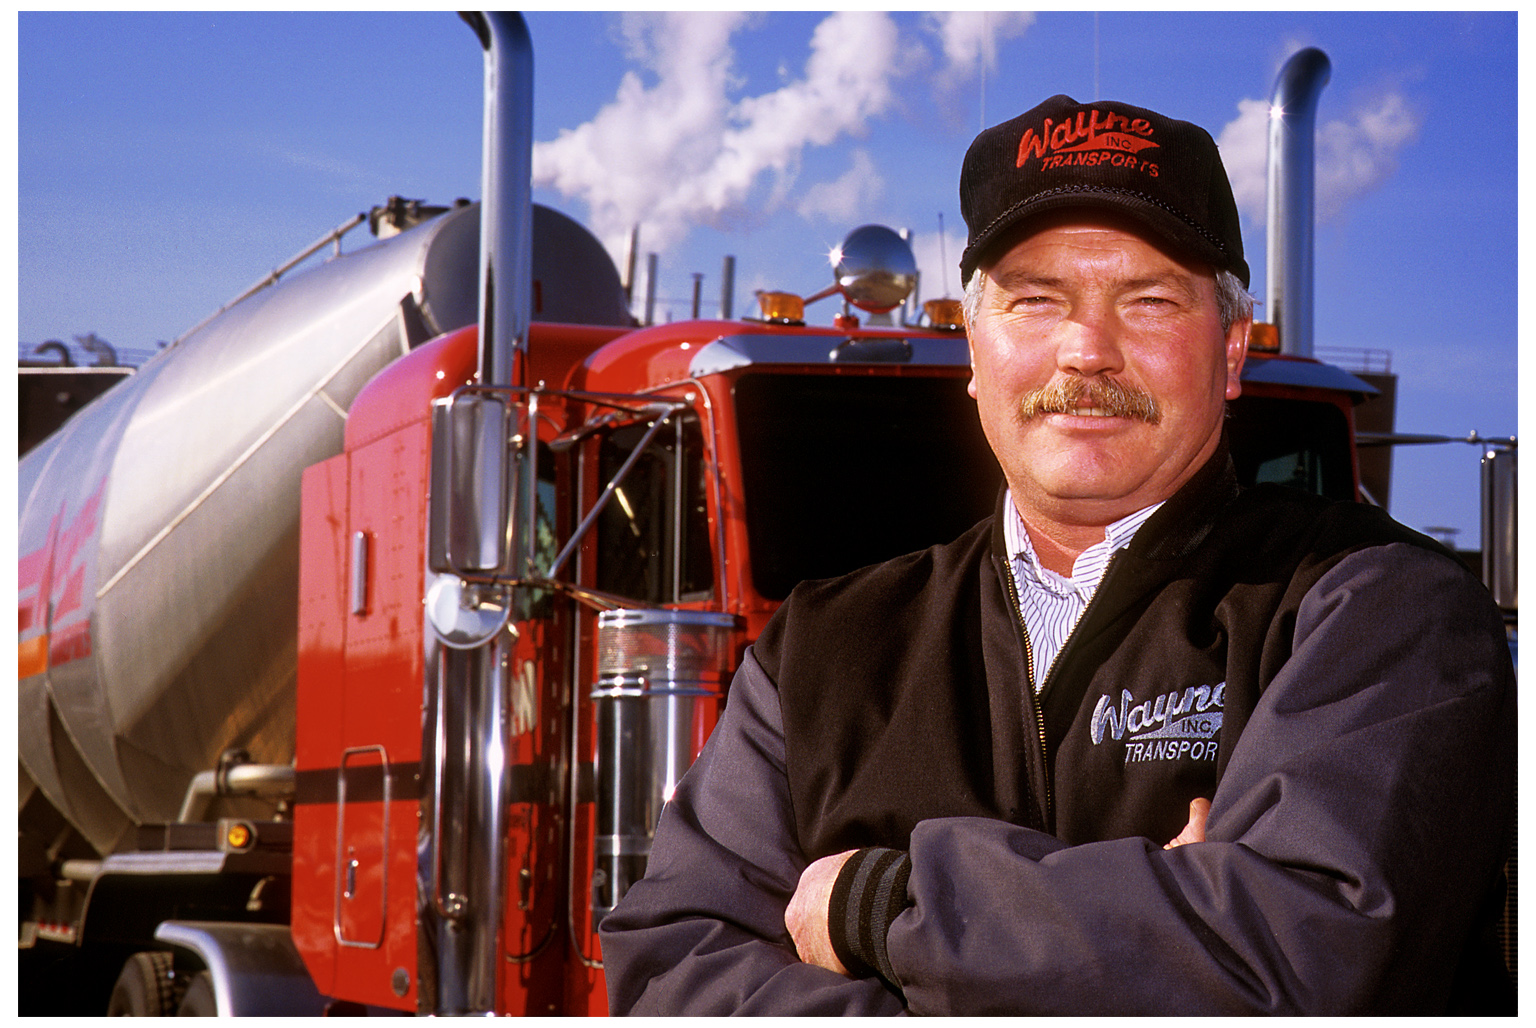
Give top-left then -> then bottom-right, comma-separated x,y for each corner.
1225,315 -> 1251,401
964,307 -> 979,399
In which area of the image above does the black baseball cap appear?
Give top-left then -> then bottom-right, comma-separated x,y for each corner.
959,94 -> 1248,288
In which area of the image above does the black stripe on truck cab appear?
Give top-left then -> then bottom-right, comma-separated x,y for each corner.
292,762 -> 558,806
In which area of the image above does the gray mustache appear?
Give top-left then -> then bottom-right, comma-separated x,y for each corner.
1016,377 -> 1161,424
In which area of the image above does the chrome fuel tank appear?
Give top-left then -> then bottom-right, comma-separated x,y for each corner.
18,204 -> 482,854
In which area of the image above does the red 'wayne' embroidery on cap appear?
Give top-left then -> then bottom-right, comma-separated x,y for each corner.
1017,109 -> 1160,168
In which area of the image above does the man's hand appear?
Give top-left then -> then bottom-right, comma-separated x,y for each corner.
1164,797 -> 1211,849
785,849 -> 856,974
787,801 -> 1205,974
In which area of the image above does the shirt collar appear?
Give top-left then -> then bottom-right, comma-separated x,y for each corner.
1004,490 -> 1164,593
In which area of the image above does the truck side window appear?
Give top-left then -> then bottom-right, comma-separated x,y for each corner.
528,441 -> 558,618
594,414 -> 712,604
1227,396 -> 1354,501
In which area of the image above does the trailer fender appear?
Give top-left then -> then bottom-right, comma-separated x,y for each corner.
154,920 -> 326,1016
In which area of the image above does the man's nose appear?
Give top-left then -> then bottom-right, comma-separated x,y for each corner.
1056,304 -> 1125,377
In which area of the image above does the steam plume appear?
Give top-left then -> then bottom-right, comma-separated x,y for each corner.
532,12 -> 905,261
1217,90 -> 1421,224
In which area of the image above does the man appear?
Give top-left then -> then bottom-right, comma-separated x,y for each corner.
600,95 -> 1515,1015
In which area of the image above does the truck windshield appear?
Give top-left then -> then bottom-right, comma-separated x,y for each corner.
734,379 -> 1357,602
734,372 -> 1002,601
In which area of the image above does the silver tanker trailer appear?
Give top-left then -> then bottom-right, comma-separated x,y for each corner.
18,199 -> 629,873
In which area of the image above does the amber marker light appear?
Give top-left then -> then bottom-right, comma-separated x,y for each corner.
924,298 -> 964,331
756,290 -> 806,324
225,822 -> 253,851
1248,323 -> 1281,353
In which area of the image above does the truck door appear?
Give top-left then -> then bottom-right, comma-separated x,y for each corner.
565,406 -> 723,1008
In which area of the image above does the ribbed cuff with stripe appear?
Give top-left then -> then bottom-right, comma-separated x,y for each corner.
827,846 -> 911,989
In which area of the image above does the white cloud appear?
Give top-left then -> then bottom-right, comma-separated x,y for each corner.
250,138 -> 388,194
925,11 -> 1035,94
797,149 -> 883,223
532,12 -> 906,263
1215,98 -> 1270,223
532,13 -> 744,255
1314,92 -> 1419,220
1216,90 -> 1420,226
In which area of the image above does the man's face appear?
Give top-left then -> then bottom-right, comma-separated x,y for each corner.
966,213 -> 1249,529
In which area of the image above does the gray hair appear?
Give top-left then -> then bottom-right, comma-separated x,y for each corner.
962,267 -> 1253,334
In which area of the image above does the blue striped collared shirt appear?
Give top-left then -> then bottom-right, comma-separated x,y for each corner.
1002,490 -> 1163,692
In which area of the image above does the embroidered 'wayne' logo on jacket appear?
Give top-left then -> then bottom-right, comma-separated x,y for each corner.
1090,683 -> 1224,764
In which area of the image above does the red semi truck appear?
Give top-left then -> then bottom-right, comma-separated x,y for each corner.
19,14 -> 1418,1015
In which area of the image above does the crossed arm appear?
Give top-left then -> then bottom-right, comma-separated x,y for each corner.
786,799 -> 1211,975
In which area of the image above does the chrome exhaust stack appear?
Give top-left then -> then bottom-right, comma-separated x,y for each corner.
1264,47 -> 1330,358
418,13 -> 534,1016
464,11 -> 534,388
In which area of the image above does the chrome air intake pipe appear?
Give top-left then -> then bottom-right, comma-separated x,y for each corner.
590,610 -> 739,928
1265,47 -> 1330,358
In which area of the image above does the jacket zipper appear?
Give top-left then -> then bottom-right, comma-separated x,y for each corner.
1002,567 -> 1054,830
1003,548 -> 1125,834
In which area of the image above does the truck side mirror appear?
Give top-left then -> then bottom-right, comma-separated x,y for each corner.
429,392 -> 515,574
1482,446 -> 1517,612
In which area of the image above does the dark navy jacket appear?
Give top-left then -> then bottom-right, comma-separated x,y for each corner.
602,455 -> 1516,1015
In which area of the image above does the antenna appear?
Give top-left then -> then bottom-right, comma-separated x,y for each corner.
979,11 -> 987,131
938,212 -> 950,296
1094,13 -> 1101,101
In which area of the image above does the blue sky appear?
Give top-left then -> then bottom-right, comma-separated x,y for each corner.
16,11 -> 1519,545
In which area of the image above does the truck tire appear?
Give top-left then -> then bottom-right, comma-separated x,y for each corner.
106,951 -> 186,1016
176,971 -> 218,1016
